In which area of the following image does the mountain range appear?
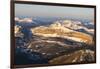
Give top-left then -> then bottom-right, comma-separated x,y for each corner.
14,17 -> 95,65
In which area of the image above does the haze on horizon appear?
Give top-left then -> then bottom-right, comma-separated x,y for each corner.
15,3 -> 94,21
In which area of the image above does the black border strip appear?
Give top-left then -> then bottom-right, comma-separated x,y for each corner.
11,0 -> 96,68
10,0 -> 15,68
14,1 -> 96,8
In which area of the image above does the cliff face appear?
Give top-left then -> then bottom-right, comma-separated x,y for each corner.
14,25 -> 24,37
31,22 -> 93,44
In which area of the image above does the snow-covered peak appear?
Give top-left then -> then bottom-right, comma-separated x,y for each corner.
15,17 -> 33,23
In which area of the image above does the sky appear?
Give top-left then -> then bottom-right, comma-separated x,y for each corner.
15,3 -> 94,20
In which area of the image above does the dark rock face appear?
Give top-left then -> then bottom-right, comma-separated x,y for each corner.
15,47 -> 48,65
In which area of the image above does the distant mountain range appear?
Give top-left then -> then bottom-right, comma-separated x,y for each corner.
15,17 -> 94,34
53,20 -> 94,35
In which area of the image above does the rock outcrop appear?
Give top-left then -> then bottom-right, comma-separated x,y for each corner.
14,25 -> 24,37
